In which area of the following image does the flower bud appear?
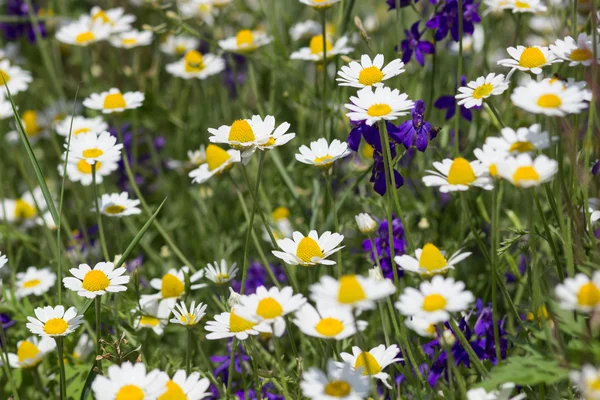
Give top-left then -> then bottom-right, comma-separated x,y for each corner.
355,213 -> 377,234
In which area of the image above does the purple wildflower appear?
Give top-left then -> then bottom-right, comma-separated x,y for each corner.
370,148 -> 405,196
362,215 -> 407,280
211,340 -> 250,380
434,76 -> 477,121
401,22 -> 435,66
231,261 -> 287,295
592,160 -> 600,176
222,54 -> 247,99
389,100 -> 437,152
425,0 -> 481,42
0,0 -> 46,42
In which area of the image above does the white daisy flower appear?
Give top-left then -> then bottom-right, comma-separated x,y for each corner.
290,36 -> 353,62
555,272 -> 600,313
292,302 -> 367,340
82,88 -> 144,114
61,158 -> 119,186
134,302 -> 170,336
72,333 -> 94,361
256,121 -> 296,152
345,85 -> 414,126
7,336 -> 56,369
55,17 -> 111,46
166,50 -> 225,80
89,7 -> 136,33
55,116 -> 108,138
169,300 -> 207,327
504,0 -> 547,13
467,382 -> 526,400
485,124 -> 551,154
337,54 -> 405,88
272,230 -> 344,267
309,274 -> 396,311
219,29 -> 273,53
0,251 -> 6,271
15,267 -> 56,299
301,361 -> 369,400
355,213 -> 377,234
511,77 -> 591,116
550,33 -> 600,67
212,0 -> 234,6
0,187 -> 49,227
63,262 -> 130,299
473,144 -> 509,179
160,35 -> 200,56
205,259 -> 239,284
0,96 -> 13,119
238,286 -> 307,337
160,370 -> 211,400
263,206 -> 294,242
26,305 -> 84,338
422,157 -> 494,192
140,267 -> 206,316
395,275 -> 475,323
497,153 -> 558,188
91,361 -> 168,400
188,144 -> 241,184
289,20 -> 321,41
5,109 -> 53,143
497,45 -> 559,77
205,306 -> 272,340
337,344 -> 402,389
295,138 -> 351,168
179,0 -> 216,26
570,365 -> 600,400
395,244 -> 471,276
455,73 -> 509,109
0,59 -> 32,95
299,0 -> 343,8
93,192 -> 141,217
405,316 -> 438,338
483,0 -> 511,14
66,131 -> 123,166
109,29 -> 154,49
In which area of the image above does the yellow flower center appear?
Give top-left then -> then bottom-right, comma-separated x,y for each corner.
309,35 -> 333,55
262,137 -> 276,147
180,313 -> 196,324
508,141 -> 535,152
512,166 -> 540,185
43,318 -> 69,335
324,380 -> 351,396
536,94 -> 562,108
22,110 -> 41,137
228,120 -> 256,144
514,0 -> 530,8
158,380 -> 187,400
354,351 -> 382,375
419,243 -> 448,273
23,279 -> 41,288
83,148 -> 104,158
577,282 -> 600,307
75,31 -> 96,44
472,83 -> 494,99
236,30 -> 255,48
175,45 -> 186,55
362,143 -> 374,159
116,385 -> 145,400
447,157 -> 476,185
518,47 -> 546,69
140,316 -> 159,327
103,92 -> 127,110
422,294 -> 447,312
105,205 -> 126,215
272,206 -> 290,221
337,275 -> 367,304
489,164 -> 498,177
184,50 -> 205,73
14,199 -> 37,219
358,66 -> 384,86
214,273 -> 230,283
315,317 -> 344,337
256,297 -> 284,319
161,273 -> 185,298
295,236 -> 324,263
17,341 -> 41,364
366,103 -> 392,117
229,310 -> 257,332
73,128 -> 91,136
314,155 -> 334,167
0,69 -> 10,83
82,270 -> 111,292
122,38 -> 138,46
92,10 -> 111,24
76,159 -> 100,174
589,378 -> 600,391
206,144 -> 232,172
570,48 -> 592,61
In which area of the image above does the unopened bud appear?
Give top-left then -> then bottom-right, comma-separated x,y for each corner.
418,217 -> 430,230
160,246 -> 170,258
440,329 -> 456,347
355,213 -> 377,234
227,287 -> 242,308
368,266 -> 383,281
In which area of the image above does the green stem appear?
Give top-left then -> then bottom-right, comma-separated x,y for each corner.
273,337 -> 291,398
454,0 -> 464,155
95,296 -> 102,369
186,327 -> 193,374
227,338 -> 237,397
56,337 -> 67,400
486,101 -> 505,128
490,185 -> 502,363
320,10 -> 329,140
92,164 -> 110,261
533,189 -> 564,280
448,319 -> 489,377
324,171 -> 342,277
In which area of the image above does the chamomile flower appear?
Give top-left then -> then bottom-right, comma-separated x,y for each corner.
140,267 -> 206,315
455,73 -> 509,109
205,306 -> 271,340
292,302 -> 367,340
89,7 -> 136,33
0,251 -> 6,271
91,362 -> 169,400
337,345 -> 402,389
295,138 -> 351,168
263,206 -> 294,242
94,192 -> 141,217
309,274 -> 396,311
405,316 -> 438,337
179,0 -> 216,26
238,286 -> 307,336
219,29 -> 273,53
467,383 -> 526,400
395,276 -> 475,323
555,272 -> 600,313
299,0 -> 343,8
109,29 -> 154,49
256,121 -> 296,151
166,50 -> 225,80
345,86 -> 414,126
5,109 -> 52,143
160,371 -> 211,400
205,260 -> 238,284
497,45 -> 559,77
169,301 -> 207,326
395,244 -> 471,276
55,116 -> 108,138
160,35 -> 200,56
72,333 -> 94,361
134,302 -> 169,335
473,144 -> 509,178
337,54 -> 405,88
505,0 -> 547,13
551,33 -> 600,66
272,230 -> 344,267
511,78 -> 591,116
55,18 -> 111,46
63,262 -> 130,299
355,213 -> 377,234
67,131 -> 123,165
289,20 -> 322,41
486,124 -> 551,153
7,336 -> 56,368
570,365 -> 600,400
26,305 -> 84,338
61,158 -> 119,186
0,187 -> 48,227
83,88 -> 145,114
290,36 -> 353,62
0,60 -> 32,96
188,145 -> 241,184
302,361 -> 369,400
15,267 -> 56,298
497,154 -> 558,187
0,96 -> 13,119
422,157 -> 494,192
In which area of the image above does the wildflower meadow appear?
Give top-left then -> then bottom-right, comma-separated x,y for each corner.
0,0 -> 599,398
